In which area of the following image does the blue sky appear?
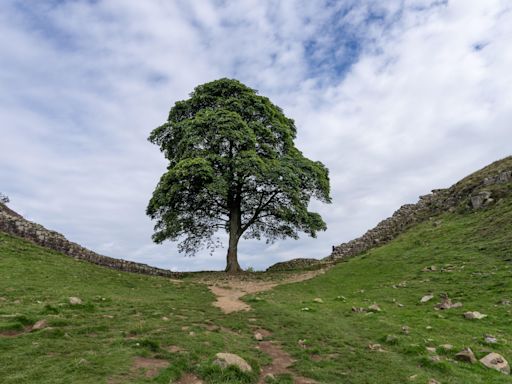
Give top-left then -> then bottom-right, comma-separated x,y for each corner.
1,0 -> 511,271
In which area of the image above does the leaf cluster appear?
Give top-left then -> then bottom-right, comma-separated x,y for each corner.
147,78 -> 331,255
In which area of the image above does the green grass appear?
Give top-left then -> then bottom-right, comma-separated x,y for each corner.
0,234 -> 262,384
247,195 -> 512,383
2,181 -> 512,383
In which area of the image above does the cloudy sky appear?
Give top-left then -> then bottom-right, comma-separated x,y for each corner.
1,0 -> 511,271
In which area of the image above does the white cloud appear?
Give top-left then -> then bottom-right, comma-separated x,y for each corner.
0,1 -> 511,271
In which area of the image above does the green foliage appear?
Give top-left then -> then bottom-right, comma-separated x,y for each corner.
147,78 -> 331,264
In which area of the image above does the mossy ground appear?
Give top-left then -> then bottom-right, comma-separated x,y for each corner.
1,195 -> 512,383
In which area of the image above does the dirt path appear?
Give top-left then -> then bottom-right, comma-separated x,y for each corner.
198,270 -> 324,383
257,339 -> 317,384
203,270 -> 326,314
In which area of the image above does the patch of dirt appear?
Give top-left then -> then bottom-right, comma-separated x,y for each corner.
205,270 -> 326,314
0,329 -> 24,337
164,345 -> 185,353
131,357 -> 169,378
174,373 -> 204,384
257,340 -> 317,384
253,328 -> 272,337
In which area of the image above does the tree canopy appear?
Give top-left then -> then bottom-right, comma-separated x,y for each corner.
147,78 -> 331,272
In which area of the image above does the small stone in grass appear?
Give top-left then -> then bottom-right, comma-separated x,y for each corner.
485,335 -> 498,344
420,294 -> 434,303
69,297 -> 82,305
479,352 -> 510,374
455,348 -> 477,364
464,311 -> 487,320
31,319 -> 48,331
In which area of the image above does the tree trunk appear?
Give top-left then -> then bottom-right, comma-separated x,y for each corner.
225,233 -> 242,273
225,189 -> 243,273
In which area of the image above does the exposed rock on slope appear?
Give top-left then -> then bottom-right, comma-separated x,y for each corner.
268,156 -> 512,271
0,202 -> 180,277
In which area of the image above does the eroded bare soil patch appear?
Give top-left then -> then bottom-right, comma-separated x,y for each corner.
131,357 -> 170,378
204,270 -> 326,314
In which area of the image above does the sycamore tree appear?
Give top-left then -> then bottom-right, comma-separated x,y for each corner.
147,78 -> 331,273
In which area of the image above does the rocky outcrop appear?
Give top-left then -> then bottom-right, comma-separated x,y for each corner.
326,164 -> 511,263
0,203 -> 181,278
268,156 -> 512,271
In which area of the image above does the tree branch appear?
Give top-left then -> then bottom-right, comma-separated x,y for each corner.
240,190 -> 280,234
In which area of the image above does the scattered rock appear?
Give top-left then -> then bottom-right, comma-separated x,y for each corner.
392,281 -> 408,289
420,294 -> 434,303
409,374 -> 417,380
214,352 -> 252,373
484,335 -> 497,344
188,331 -> 195,337
426,347 -> 436,353
439,344 -> 453,350
368,343 -> 385,352
426,326 -> 433,330
479,352 -> 510,374
31,319 -> 48,331
422,265 -> 437,272
368,304 -> 382,312
69,297 -> 82,305
401,326 -> 410,335
298,339 -> 307,349
430,355 -> 441,362
428,379 -> 440,384
455,348 -> 477,364
470,191 -> 492,209
254,332 -> 263,341
435,294 -> 462,310
499,299 -> 511,306
313,298 -> 323,303
352,307 -> 367,313
464,311 -> 487,320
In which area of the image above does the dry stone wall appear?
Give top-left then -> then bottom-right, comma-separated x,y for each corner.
0,203 -> 181,278
268,162 -> 512,272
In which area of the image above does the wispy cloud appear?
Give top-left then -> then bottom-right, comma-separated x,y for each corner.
1,1 -> 511,271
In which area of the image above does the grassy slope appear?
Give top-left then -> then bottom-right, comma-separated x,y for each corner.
1,174 -> 511,383
248,192 -> 512,383
0,234 -> 263,384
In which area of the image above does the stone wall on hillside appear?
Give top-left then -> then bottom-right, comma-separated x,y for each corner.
326,169 -> 512,263
267,166 -> 512,272
0,203 -> 181,278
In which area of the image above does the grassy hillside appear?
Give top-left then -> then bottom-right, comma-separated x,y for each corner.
0,234 -> 263,384
247,189 -> 512,383
1,160 -> 511,383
